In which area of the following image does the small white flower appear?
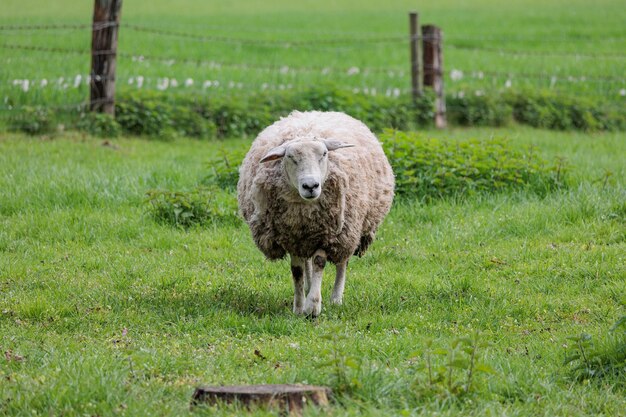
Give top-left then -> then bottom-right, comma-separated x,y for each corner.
228,81 -> 235,88
185,78 -> 194,87
550,76 -> 557,88
170,78 -> 178,88
475,90 -> 484,96
203,80 -> 212,89
156,77 -> 169,90
22,79 -> 30,92
458,91 -> 465,98
347,66 -> 360,76
477,71 -> 484,79
136,76 -> 144,88
128,77 -> 134,85
450,69 -> 463,81
321,67 -> 330,75
40,79 -> 48,87
388,71 -> 395,78
352,88 -> 360,94
504,79 -> 512,88
393,88 -> 400,97
279,66 -> 290,74
371,88 -> 377,96
620,89 -> 626,97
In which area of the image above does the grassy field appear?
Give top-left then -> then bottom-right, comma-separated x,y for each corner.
1,127 -> 624,416
1,0 -> 625,112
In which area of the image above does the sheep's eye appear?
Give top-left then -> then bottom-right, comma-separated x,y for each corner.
323,151 -> 328,157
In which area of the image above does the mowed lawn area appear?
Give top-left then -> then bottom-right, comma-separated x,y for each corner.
0,127 -> 624,416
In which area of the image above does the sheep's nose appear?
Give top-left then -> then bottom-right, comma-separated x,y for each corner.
302,181 -> 320,191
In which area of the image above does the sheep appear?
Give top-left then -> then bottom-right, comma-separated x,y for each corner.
237,111 -> 394,316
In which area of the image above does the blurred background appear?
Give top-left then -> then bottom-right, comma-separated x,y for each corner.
1,0 -> 625,133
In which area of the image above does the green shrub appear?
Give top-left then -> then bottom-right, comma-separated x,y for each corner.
9,106 -> 53,135
76,112 -> 121,138
504,90 -> 614,131
204,101 -> 273,138
116,93 -> 172,136
291,85 -> 433,131
411,333 -> 496,398
145,186 -> 239,228
563,315 -> 626,387
380,129 -> 567,200
448,93 -> 512,127
113,86 -> 435,140
204,148 -> 247,190
115,91 -> 215,139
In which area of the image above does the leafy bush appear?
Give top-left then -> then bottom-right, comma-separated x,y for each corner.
503,90 -> 621,131
9,106 -> 53,135
448,93 -> 512,127
563,315 -> 626,386
76,112 -> 121,138
290,85 -> 434,131
204,148 -> 247,190
116,91 -> 215,139
380,129 -> 567,200
145,186 -> 239,228
411,333 -> 496,398
114,86 -> 435,140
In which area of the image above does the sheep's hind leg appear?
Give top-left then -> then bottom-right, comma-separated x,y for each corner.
290,255 -> 306,315
304,249 -> 326,317
304,258 -> 313,292
330,259 -> 348,305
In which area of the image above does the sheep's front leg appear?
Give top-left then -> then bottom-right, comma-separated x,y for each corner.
304,249 -> 326,317
290,255 -> 306,315
330,259 -> 348,305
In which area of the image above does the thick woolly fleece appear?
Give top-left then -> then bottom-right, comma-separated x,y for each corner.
237,111 -> 395,264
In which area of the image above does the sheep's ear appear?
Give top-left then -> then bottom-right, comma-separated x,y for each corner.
323,139 -> 355,151
260,145 -> 286,163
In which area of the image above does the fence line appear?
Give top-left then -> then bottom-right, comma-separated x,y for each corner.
3,43 -> 624,85
3,22 -> 625,42
3,23 -> 625,58
449,45 -> 626,60
2,15 -> 624,122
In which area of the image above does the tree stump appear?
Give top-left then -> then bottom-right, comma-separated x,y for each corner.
190,384 -> 332,416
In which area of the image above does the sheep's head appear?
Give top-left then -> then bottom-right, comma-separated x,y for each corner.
260,138 -> 353,201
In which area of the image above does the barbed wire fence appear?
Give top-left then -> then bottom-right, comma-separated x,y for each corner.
1,7 -> 625,124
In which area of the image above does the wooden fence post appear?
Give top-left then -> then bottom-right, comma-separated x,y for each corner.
90,0 -> 122,115
409,12 -> 421,101
422,24 -> 446,128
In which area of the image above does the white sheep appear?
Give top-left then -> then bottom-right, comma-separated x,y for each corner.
237,111 -> 394,316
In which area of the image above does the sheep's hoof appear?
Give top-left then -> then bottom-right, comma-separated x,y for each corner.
304,299 -> 322,317
330,296 -> 343,305
293,305 -> 305,315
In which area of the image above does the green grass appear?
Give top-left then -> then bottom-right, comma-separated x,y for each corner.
1,127 -> 624,416
1,0 -> 625,114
